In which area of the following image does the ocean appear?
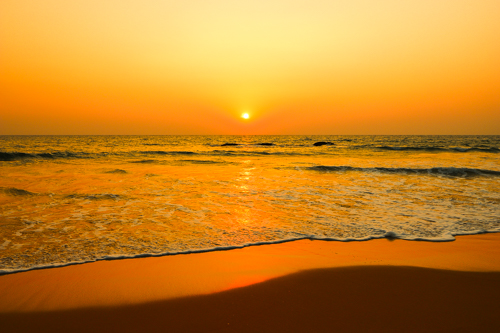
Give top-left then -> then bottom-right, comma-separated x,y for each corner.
1,135 -> 499,274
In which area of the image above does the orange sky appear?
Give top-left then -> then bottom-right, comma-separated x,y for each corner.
1,0 -> 499,135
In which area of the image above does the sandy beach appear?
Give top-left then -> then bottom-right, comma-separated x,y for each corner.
1,233 -> 500,332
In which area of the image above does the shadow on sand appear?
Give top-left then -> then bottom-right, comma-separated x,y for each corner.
2,266 -> 499,333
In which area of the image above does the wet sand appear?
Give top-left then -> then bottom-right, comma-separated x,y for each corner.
1,234 -> 500,332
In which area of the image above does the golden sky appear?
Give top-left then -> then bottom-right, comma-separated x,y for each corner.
1,0 -> 499,134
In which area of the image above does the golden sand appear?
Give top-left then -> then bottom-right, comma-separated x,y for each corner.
1,233 -> 500,332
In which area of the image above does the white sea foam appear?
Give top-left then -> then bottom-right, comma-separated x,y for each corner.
2,229 -> 499,275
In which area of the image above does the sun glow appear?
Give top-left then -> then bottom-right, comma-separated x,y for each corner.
1,1 -> 499,134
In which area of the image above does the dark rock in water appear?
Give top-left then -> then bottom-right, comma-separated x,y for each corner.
313,141 -> 335,146
221,143 -> 240,146
257,143 -> 274,146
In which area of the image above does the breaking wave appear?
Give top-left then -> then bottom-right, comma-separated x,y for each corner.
139,150 -> 197,155
130,159 -> 157,163
104,169 -> 128,174
0,187 -> 37,196
0,151 -> 89,161
178,159 -> 225,164
0,150 -> 200,161
375,146 -> 499,153
65,193 -> 123,200
307,166 -> 500,177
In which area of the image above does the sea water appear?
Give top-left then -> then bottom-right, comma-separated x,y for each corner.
1,135 -> 499,273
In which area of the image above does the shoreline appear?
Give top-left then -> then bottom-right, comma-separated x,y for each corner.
1,233 -> 500,332
2,231 -> 499,277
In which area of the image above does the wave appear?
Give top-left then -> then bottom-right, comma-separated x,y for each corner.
139,150 -> 197,155
0,187 -> 37,196
210,150 -> 270,156
0,150 -> 199,161
65,193 -> 122,200
450,147 -> 500,153
216,143 -> 276,147
209,150 -> 311,157
0,151 -> 89,161
178,159 -> 225,164
130,159 -> 157,163
375,146 -> 499,153
1,149 -> 277,160
104,169 -> 128,174
307,166 -> 500,177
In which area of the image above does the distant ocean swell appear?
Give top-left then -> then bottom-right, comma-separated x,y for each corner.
1,146 -> 499,161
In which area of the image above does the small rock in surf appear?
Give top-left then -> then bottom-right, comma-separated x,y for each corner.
313,141 -> 335,146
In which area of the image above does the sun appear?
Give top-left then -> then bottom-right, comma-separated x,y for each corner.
241,113 -> 250,120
